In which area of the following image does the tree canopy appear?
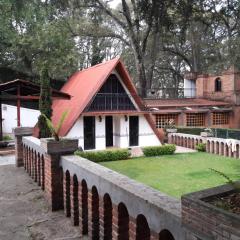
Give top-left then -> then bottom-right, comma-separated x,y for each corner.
0,0 -> 240,95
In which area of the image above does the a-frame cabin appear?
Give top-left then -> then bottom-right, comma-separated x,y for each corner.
51,57 -> 161,150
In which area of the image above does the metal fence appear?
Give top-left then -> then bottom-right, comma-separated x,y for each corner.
177,127 -> 240,140
213,128 -> 240,140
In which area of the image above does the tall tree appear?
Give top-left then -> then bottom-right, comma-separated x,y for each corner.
38,67 -> 52,138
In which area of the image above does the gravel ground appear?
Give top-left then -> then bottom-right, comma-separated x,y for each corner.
0,165 -> 87,240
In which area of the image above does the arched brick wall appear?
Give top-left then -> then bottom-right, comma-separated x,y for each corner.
20,135 -> 184,240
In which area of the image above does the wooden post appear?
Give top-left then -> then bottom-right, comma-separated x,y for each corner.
0,92 -> 2,141
17,84 -> 21,127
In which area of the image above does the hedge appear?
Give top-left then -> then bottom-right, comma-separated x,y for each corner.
177,127 -> 204,135
142,144 -> 176,157
75,149 -> 130,162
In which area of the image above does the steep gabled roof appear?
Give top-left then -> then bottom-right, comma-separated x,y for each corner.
51,57 -> 149,136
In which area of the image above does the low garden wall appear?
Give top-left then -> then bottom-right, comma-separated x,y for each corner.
168,133 -> 240,159
14,127 -> 184,240
14,127 -> 240,239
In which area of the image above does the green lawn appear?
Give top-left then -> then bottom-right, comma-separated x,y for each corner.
100,152 -> 240,198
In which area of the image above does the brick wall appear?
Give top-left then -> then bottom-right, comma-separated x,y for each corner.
182,185 -> 240,240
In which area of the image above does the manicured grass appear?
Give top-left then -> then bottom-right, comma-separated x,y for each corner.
100,152 -> 240,198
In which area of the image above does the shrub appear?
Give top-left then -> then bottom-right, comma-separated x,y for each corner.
196,143 -> 206,152
2,135 -> 12,141
75,149 -> 130,162
142,144 -> 176,157
177,127 -> 204,135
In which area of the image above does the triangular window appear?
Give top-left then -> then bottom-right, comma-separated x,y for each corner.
85,74 -> 136,111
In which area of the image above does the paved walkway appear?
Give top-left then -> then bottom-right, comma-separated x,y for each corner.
0,164 -> 86,240
0,154 -> 15,166
175,146 -> 197,153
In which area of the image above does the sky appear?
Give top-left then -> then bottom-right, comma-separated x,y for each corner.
109,0 -> 121,8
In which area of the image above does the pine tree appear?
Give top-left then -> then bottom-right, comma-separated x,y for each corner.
38,67 -> 52,138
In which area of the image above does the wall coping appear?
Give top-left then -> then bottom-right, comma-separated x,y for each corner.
13,127 -> 33,137
40,138 -> 78,155
22,136 -> 45,155
60,155 -> 184,238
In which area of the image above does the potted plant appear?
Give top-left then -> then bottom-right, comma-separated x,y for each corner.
200,128 -> 214,137
40,111 -> 78,154
164,119 -> 177,134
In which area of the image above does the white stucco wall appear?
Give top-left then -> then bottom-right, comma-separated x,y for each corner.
95,116 -> 106,150
66,117 -> 84,148
138,115 -> 161,147
67,114 -> 161,150
2,104 -> 40,134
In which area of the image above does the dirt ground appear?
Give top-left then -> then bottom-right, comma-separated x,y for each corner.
0,164 -> 87,240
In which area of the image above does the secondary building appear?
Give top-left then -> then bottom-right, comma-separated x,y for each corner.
145,66 -> 240,131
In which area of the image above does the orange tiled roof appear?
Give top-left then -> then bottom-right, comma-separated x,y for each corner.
144,98 -> 231,108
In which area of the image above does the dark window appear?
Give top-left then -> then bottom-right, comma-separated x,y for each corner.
215,77 -> 222,92
85,74 -> 136,111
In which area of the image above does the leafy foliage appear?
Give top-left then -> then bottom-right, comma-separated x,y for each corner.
1,0 -> 240,95
142,144 -> 176,157
41,111 -> 68,141
75,149 -> 130,162
38,67 -> 52,138
196,143 -> 206,152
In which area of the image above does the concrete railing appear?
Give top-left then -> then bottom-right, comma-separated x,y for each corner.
169,133 -> 240,159
22,136 -> 45,190
14,127 -> 184,240
60,155 -> 184,239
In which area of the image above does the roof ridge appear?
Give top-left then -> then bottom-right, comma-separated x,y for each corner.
74,57 -> 120,75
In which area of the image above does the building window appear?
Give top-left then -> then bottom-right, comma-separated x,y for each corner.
215,77 -> 222,92
155,114 -> 178,128
186,113 -> 205,127
212,112 -> 229,125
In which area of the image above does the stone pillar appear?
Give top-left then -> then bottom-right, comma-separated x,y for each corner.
210,141 -> 214,154
168,134 -> 173,144
13,127 -> 33,167
40,138 -> 78,211
224,144 -> 228,157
